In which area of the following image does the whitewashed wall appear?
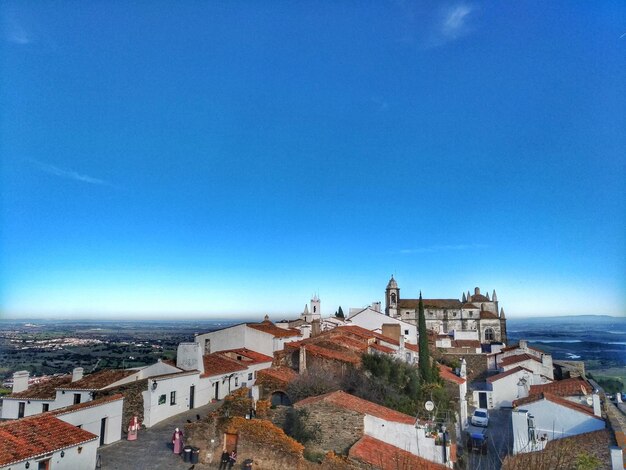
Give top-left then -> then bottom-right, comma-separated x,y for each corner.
52,390 -> 92,410
142,372 -> 199,427
56,398 -> 123,445
348,309 -> 418,344
0,398 -> 55,419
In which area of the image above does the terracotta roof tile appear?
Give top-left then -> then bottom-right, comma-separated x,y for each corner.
480,310 -> 499,319
216,348 -> 274,365
257,367 -> 298,385
513,392 -> 603,419
247,321 -> 301,338
201,354 -> 247,378
438,364 -> 466,385
499,353 -> 542,367
0,414 -> 97,466
398,299 -> 462,309
51,393 -> 124,416
296,390 -> 415,425
370,343 -> 395,354
8,375 -> 72,400
451,340 -> 481,348
349,435 -> 448,470
341,325 -> 400,346
528,377 -> 593,397
304,344 -> 361,365
405,343 -> 419,352
487,366 -> 534,383
57,369 -> 138,391
331,336 -> 369,352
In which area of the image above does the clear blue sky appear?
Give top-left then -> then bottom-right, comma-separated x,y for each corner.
1,1 -> 625,319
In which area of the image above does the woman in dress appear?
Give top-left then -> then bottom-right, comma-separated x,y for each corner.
172,427 -> 184,454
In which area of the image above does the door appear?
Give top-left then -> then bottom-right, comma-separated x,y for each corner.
189,385 -> 195,409
224,433 -> 238,453
214,382 -> 219,400
18,402 -> 25,418
479,392 -> 488,409
100,417 -> 107,446
38,459 -> 50,470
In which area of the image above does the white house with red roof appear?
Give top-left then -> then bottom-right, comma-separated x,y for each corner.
473,366 -> 552,410
193,316 -> 302,358
511,391 -> 605,454
346,306 -> 418,345
491,340 -> 554,380
0,413 -> 99,470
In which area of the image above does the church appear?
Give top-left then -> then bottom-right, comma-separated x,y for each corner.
384,276 -> 507,344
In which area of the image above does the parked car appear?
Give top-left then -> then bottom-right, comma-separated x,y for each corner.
471,408 -> 489,427
466,429 -> 488,455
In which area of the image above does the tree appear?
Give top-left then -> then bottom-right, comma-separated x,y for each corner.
335,306 -> 345,319
418,292 -> 432,383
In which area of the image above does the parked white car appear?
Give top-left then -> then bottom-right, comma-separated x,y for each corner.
471,408 -> 489,427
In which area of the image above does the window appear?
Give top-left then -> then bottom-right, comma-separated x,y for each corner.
158,394 -> 166,405
235,377 -> 239,387
404,329 -> 409,335
18,402 -> 25,418
73,394 -> 81,405
204,338 -> 211,354
42,403 -> 49,412
248,373 -> 253,381
254,370 -> 257,379
484,328 -> 495,342
170,391 -> 176,405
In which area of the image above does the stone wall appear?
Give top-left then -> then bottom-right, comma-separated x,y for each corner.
441,353 -> 488,384
295,400 -> 364,455
94,378 -> 148,432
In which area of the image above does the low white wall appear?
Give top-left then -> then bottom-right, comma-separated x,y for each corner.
52,390 -> 92,410
0,398 -> 54,419
143,373 -> 199,427
57,399 -> 123,446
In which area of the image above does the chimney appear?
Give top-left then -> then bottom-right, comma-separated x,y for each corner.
72,367 -> 84,382
311,318 -> 321,337
382,324 -> 401,344
372,302 -> 382,313
299,346 -> 307,374
592,392 -> 601,417
519,340 -> 528,351
12,370 -> 29,393
460,358 -> 467,378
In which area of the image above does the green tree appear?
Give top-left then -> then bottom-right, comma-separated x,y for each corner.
418,293 -> 432,383
335,306 -> 345,319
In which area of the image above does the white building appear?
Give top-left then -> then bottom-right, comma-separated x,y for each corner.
347,306 -> 418,345
511,392 -> 604,454
473,366 -> 551,410
0,413 -> 99,470
194,317 -> 301,358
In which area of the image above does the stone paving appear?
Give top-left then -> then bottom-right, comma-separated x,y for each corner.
98,402 -> 221,470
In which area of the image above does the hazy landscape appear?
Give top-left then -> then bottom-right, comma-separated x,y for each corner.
2,315 -> 624,393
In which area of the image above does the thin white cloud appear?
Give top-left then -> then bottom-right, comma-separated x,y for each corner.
3,16 -> 32,45
442,4 -> 473,38
29,159 -> 110,186
398,243 -> 487,254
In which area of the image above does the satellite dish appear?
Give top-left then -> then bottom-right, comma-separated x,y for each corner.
586,396 -> 593,406
425,401 -> 435,411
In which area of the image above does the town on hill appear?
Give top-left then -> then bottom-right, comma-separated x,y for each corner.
0,282 -> 624,470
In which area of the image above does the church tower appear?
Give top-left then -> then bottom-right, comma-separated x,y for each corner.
385,275 -> 399,317
310,294 -> 321,322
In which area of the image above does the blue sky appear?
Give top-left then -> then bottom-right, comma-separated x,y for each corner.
1,1 -> 625,319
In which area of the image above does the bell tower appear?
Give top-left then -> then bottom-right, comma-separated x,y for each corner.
385,275 -> 400,317
310,294 -> 321,321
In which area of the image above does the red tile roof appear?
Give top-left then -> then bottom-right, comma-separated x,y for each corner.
201,354 -> 247,378
499,353 -> 542,367
304,344 -> 361,365
257,367 -> 298,385
149,370 -> 200,381
370,343 -> 395,354
331,335 -> 369,352
513,392 -> 603,419
296,390 -> 415,425
349,435 -> 448,470
438,364 -> 466,385
341,325 -> 400,346
57,369 -> 138,391
501,343 -> 545,354
398,298 -> 462,309
487,366 -> 534,383
247,321 -> 301,338
8,375 -> 72,400
0,414 -> 97,466
217,348 -> 274,365
51,394 -> 124,416
480,310 -> 499,319
405,343 -> 419,352
451,340 -> 481,348
528,377 -> 593,397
